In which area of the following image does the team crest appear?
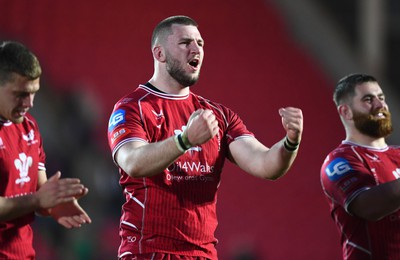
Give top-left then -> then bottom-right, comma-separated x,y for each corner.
14,153 -> 32,185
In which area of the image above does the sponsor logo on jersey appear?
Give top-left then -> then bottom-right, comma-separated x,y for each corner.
167,161 -> 215,174
0,137 -> 4,149
165,172 -> 215,183
152,109 -> 165,129
108,109 -> 126,132
325,157 -> 352,181
111,127 -> 130,144
22,130 -> 38,145
14,153 -> 32,185
152,109 -> 164,120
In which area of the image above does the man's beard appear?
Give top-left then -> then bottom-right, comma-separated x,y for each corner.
353,109 -> 393,138
165,53 -> 200,87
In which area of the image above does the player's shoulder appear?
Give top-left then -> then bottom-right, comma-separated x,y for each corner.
321,143 -> 357,170
386,145 -> 400,156
321,148 -> 357,183
324,142 -> 352,158
123,85 -> 148,99
389,144 -> 400,150
113,85 -> 147,107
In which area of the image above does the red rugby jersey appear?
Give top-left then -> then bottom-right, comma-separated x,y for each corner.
0,114 -> 46,259
321,141 -> 400,259
108,84 -> 254,259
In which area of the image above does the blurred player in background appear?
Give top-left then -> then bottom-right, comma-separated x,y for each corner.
0,41 -> 91,259
321,73 -> 400,259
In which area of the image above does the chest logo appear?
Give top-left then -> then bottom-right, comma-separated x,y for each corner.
14,153 -> 32,185
22,130 -> 38,145
23,130 -> 34,141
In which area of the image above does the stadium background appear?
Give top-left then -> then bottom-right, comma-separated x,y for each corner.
1,0 -> 397,259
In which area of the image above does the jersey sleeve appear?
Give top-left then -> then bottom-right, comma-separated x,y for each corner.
218,105 -> 254,145
320,150 -> 376,213
107,98 -> 148,162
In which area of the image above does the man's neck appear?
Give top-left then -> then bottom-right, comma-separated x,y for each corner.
148,78 -> 190,95
346,134 -> 387,148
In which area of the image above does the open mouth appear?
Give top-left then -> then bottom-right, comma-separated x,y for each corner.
189,58 -> 199,68
373,110 -> 389,119
14,109 -> 27,117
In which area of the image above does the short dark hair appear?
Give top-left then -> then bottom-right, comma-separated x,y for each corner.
333,73 -> 377,106
0,41 -> 42,85
151,15 -> 198,48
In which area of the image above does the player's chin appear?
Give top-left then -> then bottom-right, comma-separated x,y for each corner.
11,116 -> 24,124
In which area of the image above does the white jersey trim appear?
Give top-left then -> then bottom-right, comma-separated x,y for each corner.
342,140 -> 389,152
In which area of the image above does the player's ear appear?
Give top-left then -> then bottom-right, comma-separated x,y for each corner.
338,104 -> 352,120
152,45 -> 166,63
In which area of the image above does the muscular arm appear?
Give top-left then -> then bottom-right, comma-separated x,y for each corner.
229,137 -> 298,180
115,137 -> 184,178
228,107 -> 303,180
348,178 -> 400,221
